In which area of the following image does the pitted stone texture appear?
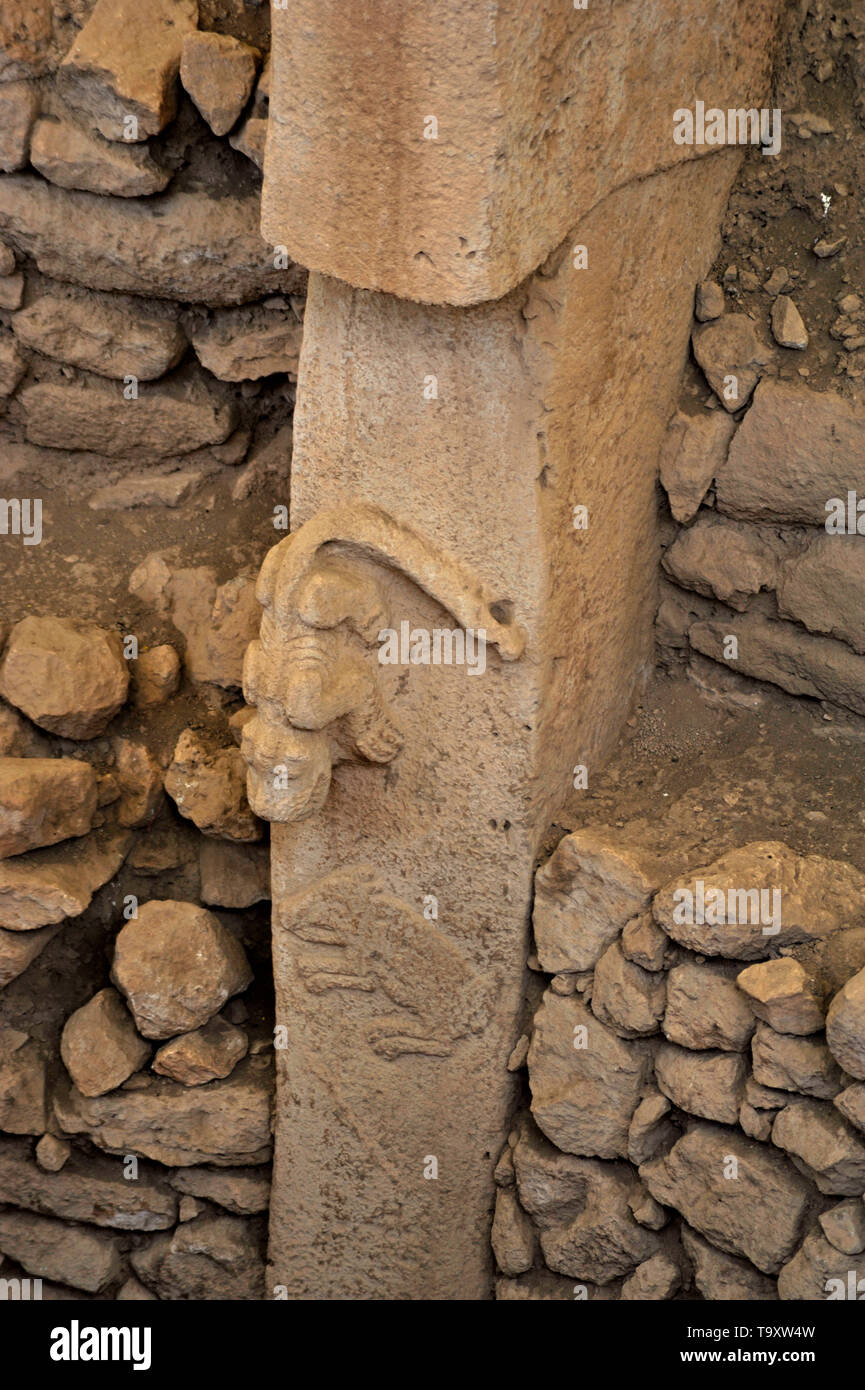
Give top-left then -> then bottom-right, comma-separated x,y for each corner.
0,757 -> 98,859
262,0 -> 779,304
61,988 -> 150,1097
165,729 -> 262,842
111,899 -> 253,1040
528,991 -> 651,1159
0,617 -> 128,738
59,0 -> 197,141
640,1123 -> 812,1274
533,828 -> 666,974
654,842 -> 865,960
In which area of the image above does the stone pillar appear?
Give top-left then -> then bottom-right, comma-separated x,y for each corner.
246,0 -> 784,1299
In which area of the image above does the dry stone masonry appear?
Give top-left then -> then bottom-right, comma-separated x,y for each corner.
0,0 -> 864,1312
497,826 -> 865,1300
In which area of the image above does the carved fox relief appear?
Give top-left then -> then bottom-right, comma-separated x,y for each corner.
276,864 -> 492,1060
241,500 -> 525,823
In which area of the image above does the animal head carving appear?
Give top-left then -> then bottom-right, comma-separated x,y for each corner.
242,501 -> 525,823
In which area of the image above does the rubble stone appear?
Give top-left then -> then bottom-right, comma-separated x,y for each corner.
772,1100 -> 865,1195
528,991 -> 651,1159
153,1016 -> 248,1086
13,292 -> 186,381
751,1022 -> 843,1098
61,988 -> 150,1097
664,959 -> 756,1051
0,616 -> 128,738
0,756 -> 98,859
164,729 -> 262,842
736,957 -> 824,1035
0,1209 -> 122,1292
55,1055 -> 273,1167
655,1041 -> 747,1125
826,967 -> 865,1079
180,32 -> 260,137
640,1123 -> 812,1274
59,0 -> 197,141
111,898 -> 253,1039
533,827 -> 665,973
29,116 -> 170,197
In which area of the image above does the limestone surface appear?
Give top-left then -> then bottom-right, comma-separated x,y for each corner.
29,116 -> 170,197
0,616 -> 128,738
153,1015 -> 248,1086
528,992 -> 651,1159
13,291 -> 186,381
59,0 -> 197,141
262,0 -> 779,303
55,1055 -> 272,1166
61,987 -> 150,1097
0,756 -> 98,859
640,1124 -> 812,1274
180,32 -> 260,137
112,898 -> 252,1039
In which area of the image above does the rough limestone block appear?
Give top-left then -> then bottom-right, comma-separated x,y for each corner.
716,379 -> 865,524
262,0 -> 780,304
250,154 -> 741,1299
0,175 -> 306,307
59,0 -> 197,141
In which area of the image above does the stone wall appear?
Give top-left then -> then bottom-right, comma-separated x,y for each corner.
497,824 -> 865,1300
0,0 -> 306,1299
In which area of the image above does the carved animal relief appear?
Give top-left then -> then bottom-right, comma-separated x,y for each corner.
241,501 -> 525,822
277,864 -> 491,1059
